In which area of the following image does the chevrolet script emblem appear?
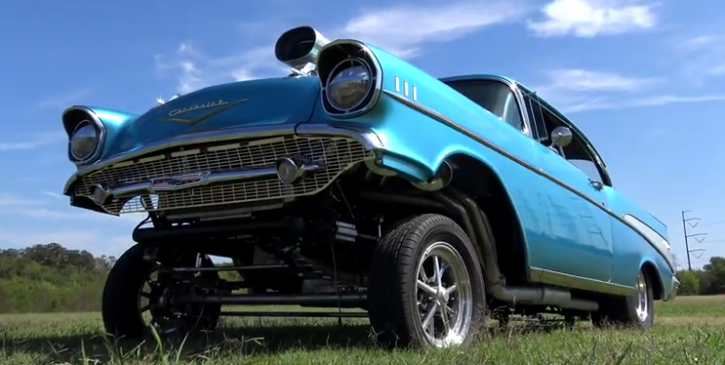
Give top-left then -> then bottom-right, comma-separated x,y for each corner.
149,172 -> 210,192
158,98 -> 249,125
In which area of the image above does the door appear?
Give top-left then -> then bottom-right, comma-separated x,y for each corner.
523,92 -> 614,283
528,146 -> 613,282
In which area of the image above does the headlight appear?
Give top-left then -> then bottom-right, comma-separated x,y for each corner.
69,121 -> 100,161
317,40 -> 381,118
327,58 -> 372,111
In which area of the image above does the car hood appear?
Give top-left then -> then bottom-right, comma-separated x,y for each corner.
106,76 -> 321,157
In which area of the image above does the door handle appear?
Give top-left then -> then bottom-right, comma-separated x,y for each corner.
589,179 -> 603,191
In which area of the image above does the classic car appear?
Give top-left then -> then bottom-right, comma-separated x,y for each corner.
61,25 -> 679,348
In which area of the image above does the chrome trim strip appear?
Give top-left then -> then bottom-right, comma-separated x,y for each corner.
83,124 -> 296,175
384,89 -> 674,272
529,267 -> 635,296
63,106 -> 107,165
623,214 -> 675,270
317,39 -> 383,119
97,167 -> 278,200
296,123 -> 384,150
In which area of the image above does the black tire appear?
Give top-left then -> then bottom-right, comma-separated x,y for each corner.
368,214 -> 486,348
592,268 -> 654,329
101,244 -> 221,339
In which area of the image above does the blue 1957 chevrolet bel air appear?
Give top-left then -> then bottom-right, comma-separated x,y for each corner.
61,26 -> 678,348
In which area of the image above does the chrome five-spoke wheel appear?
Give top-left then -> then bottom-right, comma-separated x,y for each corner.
634,272 -> 649,322
416,242 -> 473,347
592,267 -> 654,329
368,214 -> 486,348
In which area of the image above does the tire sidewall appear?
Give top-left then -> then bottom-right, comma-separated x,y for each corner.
625,271 -> 654,328
405,219 -> 486,346
102,245 -> 221,336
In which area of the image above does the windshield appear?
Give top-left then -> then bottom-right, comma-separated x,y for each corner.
443,78 -> 523,130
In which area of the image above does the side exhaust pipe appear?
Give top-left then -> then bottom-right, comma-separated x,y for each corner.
274,26 -> 330,73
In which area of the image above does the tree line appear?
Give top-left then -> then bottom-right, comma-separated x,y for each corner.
0,243 -> 238,313
0,243 -> 723,313
675,256 -> 725,296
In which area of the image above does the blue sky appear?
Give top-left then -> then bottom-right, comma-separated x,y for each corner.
0,0 -> 723,268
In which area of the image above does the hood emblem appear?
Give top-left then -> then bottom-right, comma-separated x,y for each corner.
158,98 -> 249,125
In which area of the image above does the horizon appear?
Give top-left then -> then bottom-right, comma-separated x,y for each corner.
0,0 -> 723,269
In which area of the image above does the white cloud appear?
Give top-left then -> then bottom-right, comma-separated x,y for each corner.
0,132 -> 65,152
533,68 -> 725,113
37,89 -> 92,109
675,34 -> 725,79
42,191 -> 64,199
5,206 -> 145,224
563,94 -> 725,113
533,68 -> 656,108
339,0 -> 528,58
527,0 -> 656,37
155,1 -> 529,92
680,35 -> 725,51
155,39 -> 283,94
541,69 -> 659,92
0,194 -> 144,223
0,195 -> 47,207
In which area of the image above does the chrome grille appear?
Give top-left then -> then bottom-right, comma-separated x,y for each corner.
72,136 -> 369,214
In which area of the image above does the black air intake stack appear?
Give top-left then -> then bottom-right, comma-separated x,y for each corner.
275,26 -> 330,72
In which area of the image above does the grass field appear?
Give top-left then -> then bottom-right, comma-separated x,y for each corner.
2,296 -> 725,364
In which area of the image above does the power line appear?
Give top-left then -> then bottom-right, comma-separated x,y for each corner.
700,240 -> 725,244
700,220 -> 725,227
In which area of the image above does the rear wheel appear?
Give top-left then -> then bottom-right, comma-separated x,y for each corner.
368,214 -> 486,348
592,269 -> 654,329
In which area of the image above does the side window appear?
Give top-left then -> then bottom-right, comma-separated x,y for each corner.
568,159 -> 604,183
445,79 -> 524,131
522,92 -> 549,143
525,93 -> 613,187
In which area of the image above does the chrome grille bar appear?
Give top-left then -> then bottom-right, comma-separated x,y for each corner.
71,135 -> 370,214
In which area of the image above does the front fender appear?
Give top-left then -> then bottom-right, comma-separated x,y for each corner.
306,43 -> 550,272
309,42 -> 534,183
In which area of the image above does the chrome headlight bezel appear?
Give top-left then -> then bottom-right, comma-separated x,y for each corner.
317,40 -> 382,118
64,106 -> 106,165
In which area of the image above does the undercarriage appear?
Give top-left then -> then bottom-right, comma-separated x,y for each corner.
115,169 -> 459,313
99,160 -> 612,348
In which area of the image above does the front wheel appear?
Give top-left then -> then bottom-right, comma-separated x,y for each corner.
592,269 -> 654,329
367,214 -> 486,348
101,244 -> 222,339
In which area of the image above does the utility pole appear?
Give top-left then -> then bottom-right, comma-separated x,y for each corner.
681,210 -> 707,271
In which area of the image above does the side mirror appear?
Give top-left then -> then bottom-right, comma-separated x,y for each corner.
550,126 -> 573,148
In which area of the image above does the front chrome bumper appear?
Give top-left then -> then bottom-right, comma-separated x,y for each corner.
63,123 -> 384,215
664,275 -> 680,301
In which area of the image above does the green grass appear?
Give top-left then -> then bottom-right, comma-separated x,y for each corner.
2,297 -> 725,364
